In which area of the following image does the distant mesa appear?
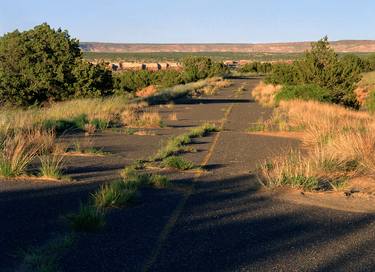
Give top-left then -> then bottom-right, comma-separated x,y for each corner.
80,40 -> 375,53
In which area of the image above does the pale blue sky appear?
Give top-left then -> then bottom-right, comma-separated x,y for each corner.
1,0 -> 374,43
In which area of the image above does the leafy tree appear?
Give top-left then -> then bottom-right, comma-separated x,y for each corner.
265,63 -> 299,85
209,62 -> 230,77
364,54 -> 375,71
182,56 -> 213,82
0,23 -> 112,106
266,37 -> 362,108
240,62 -> 273,74
72,61 -> 113,98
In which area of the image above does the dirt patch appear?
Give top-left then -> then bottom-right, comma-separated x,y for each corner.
269,179 -> 375,213
248,131 -> 304,139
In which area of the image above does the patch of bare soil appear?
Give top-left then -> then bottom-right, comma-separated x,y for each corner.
269,177 -> 375,213
248,131 -> 304,139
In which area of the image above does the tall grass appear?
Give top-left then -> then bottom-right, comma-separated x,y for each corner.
39,153 -> 65,180
67,204 -> 105,232
0,128 -> 54,177
259,100 -> 374,190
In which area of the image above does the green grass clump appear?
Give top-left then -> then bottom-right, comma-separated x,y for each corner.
0,160 -> 13,177
247,122 -> 266,132
274,84 -> 332,104
187,123 -> 219,138
42,114 -> 89,133
153,137 -> 192,161
152,123 -> 218,161
67,204 -> 105,232
120,165 -> 149,184
150,174 -> 170,188
161,156 -> 195,170
92,180 -> 138,209
90,118 -> 109,130
21,234 -> 75,272
39,154 -> 65,180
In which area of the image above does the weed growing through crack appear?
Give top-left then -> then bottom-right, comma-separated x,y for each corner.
67,204 -> 105,232
153,123 -> 219,161
92,180 -> 138,209
161,156 -> 196,170
39,153 -> 66,180
20,234 -> 75,272
150,174 -> 171,188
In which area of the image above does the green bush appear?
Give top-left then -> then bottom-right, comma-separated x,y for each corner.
265,37 -> 362,108
182,56 -> 212,82
274,84 -> 332,104
0,23 -> 113,106
240,62 -> 273,74
363,54 -> 375,71
152,69 -> 184,87
113,70 -> 151,93
365,90 -> 375,113
265,63 -> 299,85
209,62 -> 230,77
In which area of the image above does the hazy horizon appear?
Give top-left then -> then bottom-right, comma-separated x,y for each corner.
1,0 -> 375,43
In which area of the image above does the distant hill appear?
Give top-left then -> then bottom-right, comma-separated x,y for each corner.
80,40 -> 375,53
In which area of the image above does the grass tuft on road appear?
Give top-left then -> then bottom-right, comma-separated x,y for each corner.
161,156 -> 196,170
66,204 -> 105,232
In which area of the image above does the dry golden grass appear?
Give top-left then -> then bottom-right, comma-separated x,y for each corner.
136,85 -> 158,98
168,113 -> 178,121
259,100 -> 375,190
0,128 -> 55,177
252,82 -> 282,106
121,108 -> 162,128
213,79 -> 232,89
0,96 -> 133,132
198,77 -> 232,96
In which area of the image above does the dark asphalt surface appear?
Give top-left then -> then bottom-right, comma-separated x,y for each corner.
148,79 -> 375,272
1,78 -> 374,271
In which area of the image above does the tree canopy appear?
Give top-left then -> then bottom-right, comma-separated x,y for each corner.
0,23 -> 112,106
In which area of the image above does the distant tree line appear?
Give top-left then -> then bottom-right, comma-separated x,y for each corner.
0,24 -> 228,107
113,56 -> 229,94
239,62 -> 273,74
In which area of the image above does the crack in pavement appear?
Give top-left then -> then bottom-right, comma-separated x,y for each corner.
142,102 -> 235,272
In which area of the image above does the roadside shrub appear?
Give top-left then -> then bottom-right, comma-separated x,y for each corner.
152,69 -> 184,87
113,70 -> 152,94
72,60 -> 113,98
367,54 -> 375,71
265,63 -> 299,85
209,62 -> 230,77
265,37 -> 362,108
274,84 -> 332,104
182,56 -> 213,82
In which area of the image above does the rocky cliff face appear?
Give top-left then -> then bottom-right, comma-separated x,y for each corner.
80,40 -> 375,53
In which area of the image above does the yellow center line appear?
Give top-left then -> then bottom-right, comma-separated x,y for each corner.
142,102 -> 235,272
